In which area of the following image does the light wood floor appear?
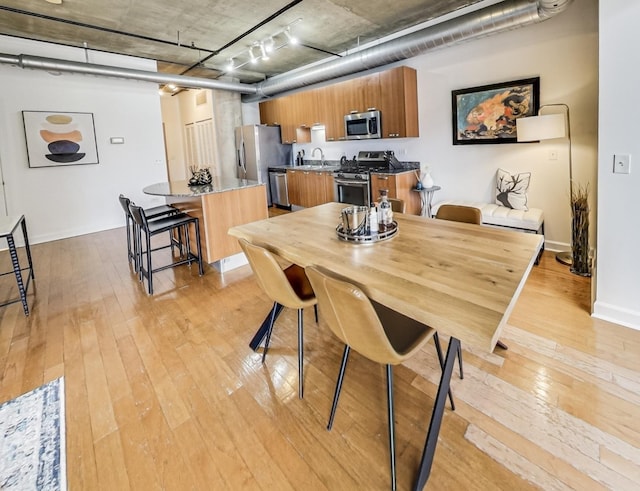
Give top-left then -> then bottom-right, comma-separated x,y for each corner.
1,226 -> 639,490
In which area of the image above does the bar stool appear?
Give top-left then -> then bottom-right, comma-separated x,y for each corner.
128,204 -> 204,294
118,194 -> 178,267
0,215 -> 35,316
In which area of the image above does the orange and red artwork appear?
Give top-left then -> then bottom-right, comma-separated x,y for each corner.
452,77 -> 539,145
22,111 -> 99,167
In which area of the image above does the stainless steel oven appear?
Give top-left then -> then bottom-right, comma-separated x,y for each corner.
334,175 -> 370,206
334,150 -> 393,206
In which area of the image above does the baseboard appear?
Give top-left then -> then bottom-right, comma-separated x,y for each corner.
211,252 -> 248,273
543,240 -> 569,252
592,301 -> 640,331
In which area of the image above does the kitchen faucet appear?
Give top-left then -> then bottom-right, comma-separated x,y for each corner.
311,147 -> 325,165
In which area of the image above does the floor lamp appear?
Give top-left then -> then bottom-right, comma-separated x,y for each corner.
516,104 -> 573,265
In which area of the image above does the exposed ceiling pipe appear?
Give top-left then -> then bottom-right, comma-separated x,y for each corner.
0,53 -> 258,95
247,0 -> 574,101
0,0 -> 572,100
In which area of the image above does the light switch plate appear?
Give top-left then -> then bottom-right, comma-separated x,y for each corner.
613,154 -> 630,174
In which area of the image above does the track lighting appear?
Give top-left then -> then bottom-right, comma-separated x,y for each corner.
260,42 -> 269,61
222,18 -> 302,70
265,36 -> 275,53
284,27 -> 298,45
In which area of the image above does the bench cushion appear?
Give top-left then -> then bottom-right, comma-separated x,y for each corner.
432,200 -> 543,232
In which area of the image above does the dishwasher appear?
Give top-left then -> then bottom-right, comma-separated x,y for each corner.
269,169 -> 290,208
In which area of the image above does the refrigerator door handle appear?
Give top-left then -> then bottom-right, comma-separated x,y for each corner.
241,141 -> 247,174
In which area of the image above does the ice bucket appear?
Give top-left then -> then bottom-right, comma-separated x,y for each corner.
341,206 -> 368,235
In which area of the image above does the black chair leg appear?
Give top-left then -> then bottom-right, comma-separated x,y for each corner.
193,218 -> 204,275
328,345 -> 350,430
145,232 -> 153,294
298,308 -> 304,399
125,214 -> 134,266
433,332 -> 456,411
262,302 -> 279,364
457,344 -> 464,379
314,304 -> 318,323
387,365 -> 396,491
386,365 -> 397,491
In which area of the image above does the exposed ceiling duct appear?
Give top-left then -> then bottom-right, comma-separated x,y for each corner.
0,0 -> 573,101
249,0 -> 573,100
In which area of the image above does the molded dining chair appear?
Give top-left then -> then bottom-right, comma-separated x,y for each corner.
388,197 -> 406,214
435,203 -> 481,224
305,265 -> 455,491
118,194 -> 178,267
238,238 -> 318,399
128,203 -> 204,294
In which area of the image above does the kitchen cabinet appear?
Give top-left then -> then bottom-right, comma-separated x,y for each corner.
370,171 -> 421,215
316,85 -> 345,142
287,169 -> 335,208
336,73 -> 380,115
259,93 -> 311,144
378,66 -> 419,138
258,66 -> 418,141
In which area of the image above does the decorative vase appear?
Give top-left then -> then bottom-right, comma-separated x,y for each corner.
422,172 -> 434,189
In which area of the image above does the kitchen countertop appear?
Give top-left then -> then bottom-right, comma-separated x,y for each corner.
143,177 -> 262,197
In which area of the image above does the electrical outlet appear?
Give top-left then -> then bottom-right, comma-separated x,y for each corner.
613,154 -> 630,174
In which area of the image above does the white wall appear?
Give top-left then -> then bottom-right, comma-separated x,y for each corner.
283,0 -> 598,252
594,1 -> 640,329
0,35 -> 168,243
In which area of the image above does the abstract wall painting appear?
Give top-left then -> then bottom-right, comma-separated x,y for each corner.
451,77 -> 540,145
22,111 -> 99,167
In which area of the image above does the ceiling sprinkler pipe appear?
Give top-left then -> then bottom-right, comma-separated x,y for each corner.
0,52 -> 258,94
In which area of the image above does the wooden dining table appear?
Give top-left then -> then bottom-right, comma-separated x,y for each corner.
228,202 -> 543,490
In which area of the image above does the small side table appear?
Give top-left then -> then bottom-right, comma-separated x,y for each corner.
0,215 -> 35,316
413,186 -> 441,217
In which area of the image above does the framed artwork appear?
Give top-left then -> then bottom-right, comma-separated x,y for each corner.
22,111 -> 99,167
451,77 -> 540,145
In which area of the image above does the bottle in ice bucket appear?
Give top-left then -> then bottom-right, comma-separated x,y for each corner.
378,189 -> 393,231
369,203 -> 378,234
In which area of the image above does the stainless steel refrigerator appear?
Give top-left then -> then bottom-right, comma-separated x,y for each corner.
235,125 -> 292,205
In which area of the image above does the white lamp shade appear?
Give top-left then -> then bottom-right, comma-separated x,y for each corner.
516,113 -> 567,142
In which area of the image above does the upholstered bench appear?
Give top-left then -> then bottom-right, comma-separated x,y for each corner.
431,200 -> 545,260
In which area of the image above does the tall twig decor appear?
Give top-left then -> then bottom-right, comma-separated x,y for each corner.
570,183 -> 591,277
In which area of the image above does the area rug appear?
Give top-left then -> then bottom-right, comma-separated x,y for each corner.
0,377 -> 66,490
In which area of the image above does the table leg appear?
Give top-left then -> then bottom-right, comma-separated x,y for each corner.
413,336 -> 460,490
6,234 -> 29,316
426,190 -> 434,218
249,302 -> 284,351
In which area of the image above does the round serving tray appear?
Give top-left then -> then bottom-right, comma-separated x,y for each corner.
336,221 -> 398,243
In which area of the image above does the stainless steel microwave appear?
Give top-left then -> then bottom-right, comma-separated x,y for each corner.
344,110 -> 381,140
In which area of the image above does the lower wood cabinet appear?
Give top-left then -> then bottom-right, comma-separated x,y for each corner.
287,170 -> 335,208
370,171 -> 420,215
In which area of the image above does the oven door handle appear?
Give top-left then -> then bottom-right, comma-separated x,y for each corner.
334,179 -> 369,187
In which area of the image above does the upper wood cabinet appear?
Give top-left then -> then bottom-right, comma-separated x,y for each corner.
378,66 -> 419,138
316,85 -> 344,142
258,66 -> 418,142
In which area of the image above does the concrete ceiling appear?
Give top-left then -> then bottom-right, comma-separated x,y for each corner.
0,0 -> 484,83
